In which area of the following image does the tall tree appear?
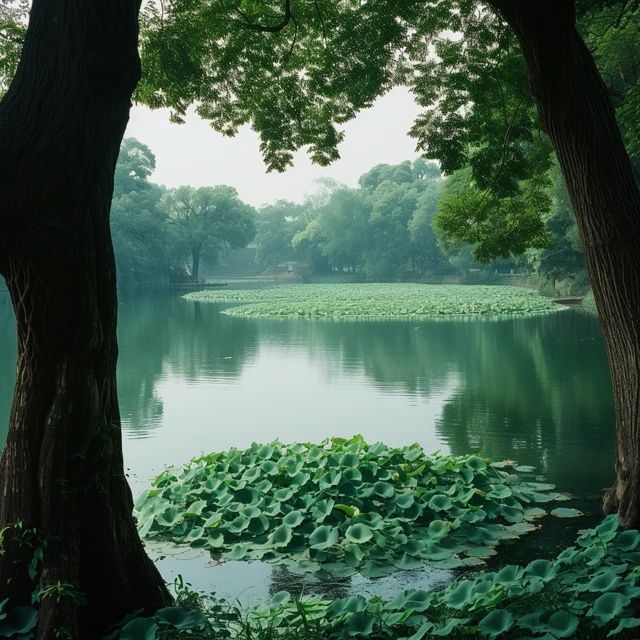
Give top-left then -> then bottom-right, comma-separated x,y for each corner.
0,2 -> 170,638
159,185 -> 256,280
138,0 -> 640,526
293,188 -> 371,273
487,0 -> 640,526
254,200 -> 309,271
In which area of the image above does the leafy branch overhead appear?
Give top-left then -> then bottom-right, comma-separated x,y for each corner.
135,0 -> 637,261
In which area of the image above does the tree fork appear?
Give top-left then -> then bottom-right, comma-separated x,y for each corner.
489,0 -> 640,526
0,0 -> 171,637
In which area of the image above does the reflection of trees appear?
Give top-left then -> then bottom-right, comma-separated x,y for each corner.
269,565 -> 352,600
3,290 -> 613,499
0,295 -> 16,445
116,295 -> 259,436
435,313 -> 614,495
248,312 -> 614,497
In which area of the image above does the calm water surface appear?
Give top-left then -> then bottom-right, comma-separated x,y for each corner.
0,291 -> 615,602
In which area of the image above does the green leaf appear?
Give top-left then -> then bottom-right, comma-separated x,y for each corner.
345,611 -> 375,636
155,607 -> 206,630
227,514 -> 250,533
309,525 -> 339,550
608,617 -> 640,637
157,507 -> 181,527
0,607 -> 38,636
587,569 -> 622,593
444,580 -> 473,608
428,495 -> 452,511
184,500 -> 206,518
550,507 -> 583,518
269,591 -> 291,607
119,618 -> 159,640
525,559 -> 556,581
373,481 -> 394,498
478,609 -> 513,637
283,510 -> 304,528
616,530 -> 640,552
345,523 -> 373,544
591,592 -> 629,623
547,610 -> 579,638
268,523 -> 293,548
427,520 -> 450,539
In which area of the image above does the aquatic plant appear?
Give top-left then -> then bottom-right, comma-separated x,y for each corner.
185,284 -> 556,318
135,437 -> 573,578
107,515 -> 640,639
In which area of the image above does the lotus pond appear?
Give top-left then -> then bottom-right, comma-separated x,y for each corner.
0,293 -> 619,635
111,516 -> 640,639
135,438 -> 576,579
185,284 -> 557,318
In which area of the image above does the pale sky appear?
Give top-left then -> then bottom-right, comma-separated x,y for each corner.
125,86 -> 422,208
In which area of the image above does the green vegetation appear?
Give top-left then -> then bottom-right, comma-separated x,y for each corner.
186,284 -> 556,319
253,161 -> 587,291
109,517 -> 640,640
1,0 -> 639,636
111,139 -> 256,289
135,437 -> 573,579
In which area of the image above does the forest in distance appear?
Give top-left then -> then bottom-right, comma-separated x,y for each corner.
113,142 -> 587,295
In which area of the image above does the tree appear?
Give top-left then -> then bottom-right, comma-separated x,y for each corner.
434,167 -> 551,263
408,183 -> 445,275
293,188 -> 370,273
1,0 -> 640,635
488,1 -> 640,527
159,186 -> 256,280
111,139 -> 170,289
0,2 -> 170,638
254,200 -> 309,271
536,166 -> 587,293
360,159 -> 443,278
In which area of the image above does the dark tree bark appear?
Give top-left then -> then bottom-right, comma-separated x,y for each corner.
488,0 -> 640,526
191,242 -> 202,281
0,2 -> 171,638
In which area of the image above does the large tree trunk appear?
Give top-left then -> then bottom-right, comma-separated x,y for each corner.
489,0 -> 640,526
0,2 -> 171,637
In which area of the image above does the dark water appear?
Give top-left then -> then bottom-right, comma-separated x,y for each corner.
0,292 -> 615,602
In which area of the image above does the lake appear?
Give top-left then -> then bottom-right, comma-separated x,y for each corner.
0,291 -> 615,603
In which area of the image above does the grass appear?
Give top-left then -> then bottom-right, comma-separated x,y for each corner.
185,284 -> 557,319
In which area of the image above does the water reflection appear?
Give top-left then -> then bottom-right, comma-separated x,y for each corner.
0,294 -> 615,493
0,292 -> 616,601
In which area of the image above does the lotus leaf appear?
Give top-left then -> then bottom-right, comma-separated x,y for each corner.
309,525 -> 339,550
591,592 -> 629,623
478,609 -> 513,637
269,524 -> 293,548
136,437 -> 572,578
345,523 -> 373,544
155,606 -> 206,630
551,507 -> 583,518
119,618 -> 158,640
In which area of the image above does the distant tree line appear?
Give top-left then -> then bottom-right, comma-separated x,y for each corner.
112,142 -> 587,292
252,158 -> 587,292
111,139 -> 256,288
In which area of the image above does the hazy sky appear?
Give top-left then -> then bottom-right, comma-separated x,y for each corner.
125,86 -> 422,208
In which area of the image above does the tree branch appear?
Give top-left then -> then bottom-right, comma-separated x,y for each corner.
241,0 -> 292,33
